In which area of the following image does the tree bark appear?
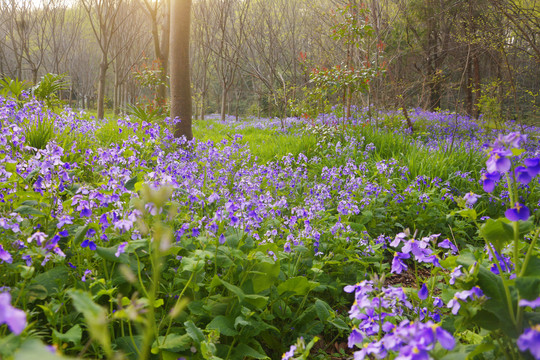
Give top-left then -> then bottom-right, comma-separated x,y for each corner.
170,0 -> 193,140
220,86 -> 228,122
97,56 -> 108,120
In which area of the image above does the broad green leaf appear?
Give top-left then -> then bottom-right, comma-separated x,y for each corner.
153,334 -> 191,352
277,277 -> 318,296
14,205 -> 44,216
30,266 -> 68,295
220,279 -> 245,301
466,343 -> 496,360
114,336 -> 142,360
67,290 -> 111,353
52,325 -> 82,346
124,175 -> 138,191
184,320 -> 205,346
207,315 -> 238,336
244,294 -> 269,309
515,276 -> 540,301
231,343 -> 269,359
479,218 -> 513,252
314,299 -> 332,322
14,339 -> 73,360
74,224 -> 90,244
26,284 -> 48,302
96,246 -> 130,264
250,259 -> 280,293
457,254 -> 517,338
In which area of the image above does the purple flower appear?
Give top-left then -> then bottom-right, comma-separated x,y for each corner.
219,234 -> 226,245
391,252 -> 409,274
80,208 -> 92,217
82,269 -> 92,282
505,203 -> 530,221
114,219 -> 133,233
438,239 -> 458,255
27,232 -> 47,246
447,287 -> 484,315
486,149 -> 512,173
519,297 -> 540,309
282,344 -> 297,360
463,192 -> 480,207
449,265 -> 464,285
496,132 -> 527,149
515,166 -> 532,185
348,327 -> 363,348
115,242 -> 128,257
525,158 -> 540,177
431,324 -> 455,350
284,242 -> 292,253
418,283 -> 429,300
57,215 -> 73,229
517,325 -> 540,360
81,239 -> 97,251
0,245 -> 12,264
481,172 -> 500,193
0,292 -> 27,334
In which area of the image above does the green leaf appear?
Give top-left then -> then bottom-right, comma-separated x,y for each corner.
30,266 -> 68,295
96,246 -> 129,264
74,224 -> 90,244
244,294 -> 269,309
314,299 -> 332,322
114,336 -> 142,360
184,320 -> 205,346
231,343 -> 269,359
250,259 -> 280,293
466,343 -> 496,360
154,334 -> 191,352
521,255 -> 540,277
25,284 -> 48,302
516,276 -> 540,301
220,279 -> 245,301
328,318 -> 350,331
124,175 -> 138,191
52,325 -> 82,346
207,315 -> 238,336
14,205 -> 44,216
457,254 -> 517,338
67,290 -> 111,353
14,339 -> 73,360
277,277 -> 318,296
479,218 -> 513,252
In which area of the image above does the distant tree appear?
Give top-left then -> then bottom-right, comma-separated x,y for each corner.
170,0 -> 193,140
81,0 -> 129,119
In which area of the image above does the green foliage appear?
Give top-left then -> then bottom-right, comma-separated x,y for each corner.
23,116 -> 56,150
0,77 -> 32,107
32,73 -> 70,109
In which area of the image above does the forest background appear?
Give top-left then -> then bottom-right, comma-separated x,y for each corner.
0,0 -> 539,124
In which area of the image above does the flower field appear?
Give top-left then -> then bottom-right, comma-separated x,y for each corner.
0,97 -> 539,360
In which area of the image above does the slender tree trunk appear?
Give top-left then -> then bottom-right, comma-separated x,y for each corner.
465,57 -> 473,116
97,55 -> 108,120
113,72 -> 120,116
170,0 -> 193,140
157,0 -> 170,102
220,86 -> 228,122
472,53 -> 481,119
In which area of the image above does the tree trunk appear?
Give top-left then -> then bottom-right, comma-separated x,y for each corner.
472,53 -> 481,119
220,86 -> 228,122
113,72 -> 119,116
157,0 -> 170,102
170,0 -> 193,140
97,55 -> 108,120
